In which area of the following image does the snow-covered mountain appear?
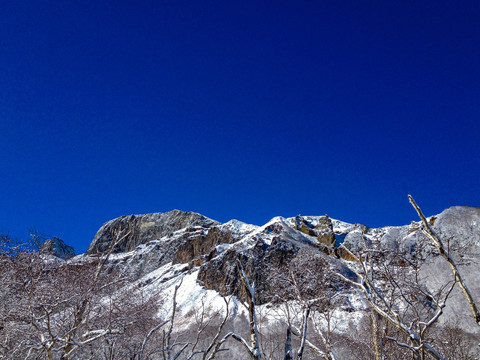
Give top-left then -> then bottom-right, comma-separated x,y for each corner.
79,206 -> 480,332
3,206 -> 479,359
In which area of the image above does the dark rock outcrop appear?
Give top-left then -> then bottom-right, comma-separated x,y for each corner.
39,237 -> 76,260
315,215 -> 336,246
173,227 -> 235,264
87,210 -> 220,254
294,215 -> 335,246
116,226 -> 232,281
198,236 -> 300,304
294,215 -> 316,236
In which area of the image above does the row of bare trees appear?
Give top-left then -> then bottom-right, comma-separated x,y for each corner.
0,227 -> 242,360
0,228 -> 145,359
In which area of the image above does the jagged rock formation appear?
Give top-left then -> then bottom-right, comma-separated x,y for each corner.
95,218 -> 258,282
294,215 -> 336,246
173,226 -> 236,265
77,205 -> 480,336
198,236 -> 299,304
86,210 -> 220,254
39,237 -> 76,260
106,226 -> 234,281
198,216 -> 356,304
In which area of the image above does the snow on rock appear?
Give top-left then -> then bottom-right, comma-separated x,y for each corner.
87,210 -> 220,254
69,205 -> 480,343
39,237 -> 76,260
218,219 -> 259,238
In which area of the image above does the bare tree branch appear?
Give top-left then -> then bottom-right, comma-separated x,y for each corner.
409,194 -> 480,327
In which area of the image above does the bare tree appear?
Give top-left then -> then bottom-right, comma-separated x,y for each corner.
187,296 -> 232,360
268,249 -> 339,360
137,278 -> 188,360
228,258 -> 263,360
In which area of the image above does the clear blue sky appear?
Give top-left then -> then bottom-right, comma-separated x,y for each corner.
1,1 -> 479,254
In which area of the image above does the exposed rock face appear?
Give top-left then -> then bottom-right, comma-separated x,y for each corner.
197,217 -> 329,304
93,218 -> 257,282
172,227 -> 235,264
294,215 -> 316,236
294,215 -> 335,246
39,237 -> 76,260
116,226 -> 232,281
86,210 -> 220,254
315,215 -> 336,246
198,237 -> 299,304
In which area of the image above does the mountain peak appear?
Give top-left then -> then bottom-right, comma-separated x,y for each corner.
39,237 -> 76,260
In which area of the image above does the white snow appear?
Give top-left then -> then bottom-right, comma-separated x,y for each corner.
219,219 -> 259,237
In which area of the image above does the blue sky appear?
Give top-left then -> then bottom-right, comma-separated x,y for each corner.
1,1 -> 479,253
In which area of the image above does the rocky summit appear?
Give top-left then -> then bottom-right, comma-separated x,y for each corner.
39,236 -> 76,260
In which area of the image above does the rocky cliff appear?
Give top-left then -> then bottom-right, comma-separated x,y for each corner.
86,210 -> 220,254
77,205 -> 480,337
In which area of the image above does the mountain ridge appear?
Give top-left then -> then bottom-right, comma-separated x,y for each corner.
75,206 -> 480,315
